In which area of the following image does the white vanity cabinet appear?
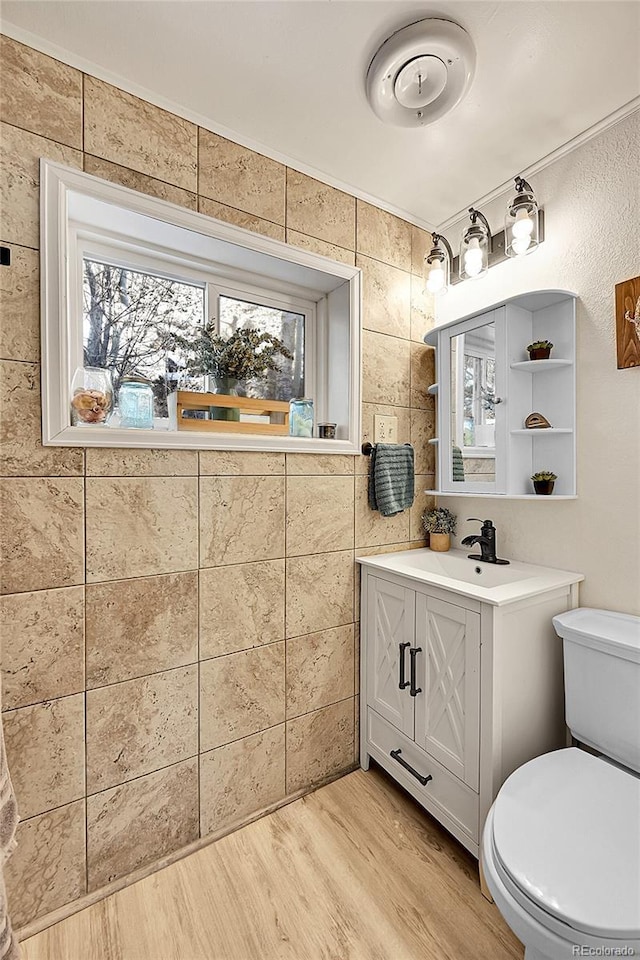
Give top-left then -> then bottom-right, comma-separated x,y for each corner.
359,551 -> 583,858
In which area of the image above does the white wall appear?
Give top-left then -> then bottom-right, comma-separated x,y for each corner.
435,112 -> 640,615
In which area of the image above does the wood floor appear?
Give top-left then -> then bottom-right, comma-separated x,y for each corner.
21,766 -> 523,960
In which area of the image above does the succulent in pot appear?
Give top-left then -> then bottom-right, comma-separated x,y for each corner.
526,340 -> 554,360
531,470 -> 557,495
422,506 -> 457,552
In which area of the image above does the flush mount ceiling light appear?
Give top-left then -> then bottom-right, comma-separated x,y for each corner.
366,18 -> 476,127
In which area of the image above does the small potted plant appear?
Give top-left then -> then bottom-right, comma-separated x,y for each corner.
526,339 -> 553,360
531,470 -> 557,495
422,506 -> 457,552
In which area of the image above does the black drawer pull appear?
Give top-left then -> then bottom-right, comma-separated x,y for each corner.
409,646 -> 422,697
390,749 -> 432,786
398,642 -> 410,689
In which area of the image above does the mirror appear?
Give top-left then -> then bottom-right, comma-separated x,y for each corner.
449,321 -> 497,485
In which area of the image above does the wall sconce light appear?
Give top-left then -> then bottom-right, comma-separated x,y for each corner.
424,233 -> 453,295
505,176 -> 540,257
459,207 -> 491,280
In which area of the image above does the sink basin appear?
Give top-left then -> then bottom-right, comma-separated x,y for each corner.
356,548 -> 583,605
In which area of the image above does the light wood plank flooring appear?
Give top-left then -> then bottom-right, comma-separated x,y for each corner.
21,766 -> 523,960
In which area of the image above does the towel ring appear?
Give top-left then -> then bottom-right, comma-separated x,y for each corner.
361,442 -> 374,456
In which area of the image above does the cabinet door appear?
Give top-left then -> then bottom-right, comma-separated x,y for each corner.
366,577 -> 415,738
414,594 -> 480,790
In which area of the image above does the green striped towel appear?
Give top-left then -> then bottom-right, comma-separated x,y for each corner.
368,443 -> 415,517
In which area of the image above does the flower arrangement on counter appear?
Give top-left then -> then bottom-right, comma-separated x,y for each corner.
421,506 -> 457,535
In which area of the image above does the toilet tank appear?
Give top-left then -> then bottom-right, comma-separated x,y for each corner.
553,608 -> 640,774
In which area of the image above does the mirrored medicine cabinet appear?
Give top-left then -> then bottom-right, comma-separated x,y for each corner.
424,290 -> 577,498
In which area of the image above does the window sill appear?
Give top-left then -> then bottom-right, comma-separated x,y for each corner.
48,425 -> 360,455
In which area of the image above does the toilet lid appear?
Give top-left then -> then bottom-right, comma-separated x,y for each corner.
492,748 -> 640,939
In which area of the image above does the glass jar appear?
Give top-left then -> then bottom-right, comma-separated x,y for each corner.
289,398 -> 314,438
70,366 -> 113,425
119,375 -> 155,429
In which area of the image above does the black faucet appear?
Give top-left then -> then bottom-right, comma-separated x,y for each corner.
461,519 -> 510,565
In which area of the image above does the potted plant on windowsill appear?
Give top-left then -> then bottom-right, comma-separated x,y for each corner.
526,339 -> 554,361
531,470 -> 557,495
422,507 -> 457,552
169,323 -> 293,420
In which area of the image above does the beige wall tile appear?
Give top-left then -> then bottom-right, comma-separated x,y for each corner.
87,758 -> 199,892
85,477 -> 198,582
358,255 -> 411,339
85,447 -> 198,477
410,343 -> 436,409
0,122 -> 82,248
357,403 -> 411,475
84,77 -> 197,191
356,541 -> 426,559
0,360 -> 84,476
198,197 -> 285,241
0,244 -> 40,361
362,331 -> 410,407
199,560 -> 285,659
86,572 -> 198,688
286,549 -> 354,638
198,129 -> 285,225
0,36 -> 82,148
199,451 -> 284,475
4,799 -> 86,929
354,475 -> 410,548
411,273 -> 435,342
286,170 -> 355,249
1,586 -> 84,710
286,230 -> 355,265
356,200 -> 411,271
0,478 -> 84,595
199,476 -> 285,567
286,453 -> 355,475
200,643 -> 284,752
199,725 -> 285,836
3,694 -> 85,819
286,698 -> 354,792
411,225 -> 433,276
411,480 -> 436,541
411,407 -> 436,474
86,666 -> 198,794
84,155 -> 197,209
286,475 -> 354,557
286,624 -> 354,719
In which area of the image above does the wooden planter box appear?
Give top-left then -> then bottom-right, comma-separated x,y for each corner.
168,390 -> 290,435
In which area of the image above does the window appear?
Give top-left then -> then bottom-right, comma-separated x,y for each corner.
452,323 -> 497,456
41,160 -> 361,452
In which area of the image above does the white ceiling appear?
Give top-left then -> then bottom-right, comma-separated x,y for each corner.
2,1 -> 639,228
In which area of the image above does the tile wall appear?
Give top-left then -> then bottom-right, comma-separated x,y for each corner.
0,35 -> 436,928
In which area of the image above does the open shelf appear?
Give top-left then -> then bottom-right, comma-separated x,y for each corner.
510,428 -> 573,435
424,490 -> 578,500
510,359 -> 572,371
428,437 -> 439,445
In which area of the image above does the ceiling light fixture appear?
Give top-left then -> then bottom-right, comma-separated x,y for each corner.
424,234 -> 453,295
505,177 -> 540,257
459,207 -> 491,280
366,18 -> 476,128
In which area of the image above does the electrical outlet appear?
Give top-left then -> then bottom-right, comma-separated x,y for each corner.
374,415 -> 398,444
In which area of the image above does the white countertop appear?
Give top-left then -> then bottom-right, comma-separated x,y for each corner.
356,548 -> 584,606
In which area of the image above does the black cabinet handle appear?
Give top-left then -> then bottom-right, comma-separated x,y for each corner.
409,647 -> 422,697
398,642 -> 410,689
390,749 -> 432,786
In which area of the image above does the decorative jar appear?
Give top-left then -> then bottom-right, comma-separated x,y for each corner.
289,398 -> 314,437
118,375 -> 155,429
70,366 -> 113,425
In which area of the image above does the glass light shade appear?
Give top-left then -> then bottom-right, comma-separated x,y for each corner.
505,192 -> 539,257
459,226 -> 489,280
424,249 -> 450,295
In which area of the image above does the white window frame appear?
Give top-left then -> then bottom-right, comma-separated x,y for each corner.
41,160 -> 361,453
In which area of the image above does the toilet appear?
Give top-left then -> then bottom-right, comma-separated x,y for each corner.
481,608 -> 640,960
